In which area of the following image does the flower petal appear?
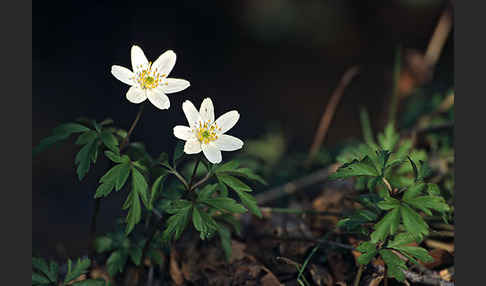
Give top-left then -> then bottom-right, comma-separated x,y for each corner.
182,100 -> 201,127
213,134 -> 243,151
199,98 -> 215,123
147,89 -> 170,110
202,143 -> 222,164
131,45 -> 149,72
111,65 -> 135,86
152,50 -> 176,76
126,86 -> 147,103
215,110 -> 240,134
173,125 -> 193,141
162,78 -> 190,94
184,139 -> 202,154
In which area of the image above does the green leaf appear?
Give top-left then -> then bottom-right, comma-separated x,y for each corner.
357,250 -> 377,265
370,207 -> 400,242
173,142 -> 184,166
217,214 -> 242,236
156,152 -> 171,168
32,273 -> 51,285
76,130 -> 98,145
106,250 -> 127,277
217,174 -> 252,192
233,189 -> 262,218
197,184 -> 218,201
378,123 -> 399,151
329,156 -> 379,180
75,138 -> 99,181
94,164 -> 126,198
377,197 -> 400,210
387,232 -> 420,248
356,241 -> 377,253
379,249 -> 406,282
53,123 -> 91,135
426,183 -> 441,196
222,167 -> 267,185
94,236 -> 113,253
163,203 -> 192,241
72,279 -> 106,286
400,204 -> 429,239
150,172 -> 168,209
218,225 -> 232,261
404,195 -> 450,215
64,258 -> 91,283
193,207 -> 220,239
100,131 -> 119,153
125,190 -> 142,234
392,246 -> 434,264
129,247 -> 142,266
214,161 -> 240,172
104,150 -> 128,163
47,261 -> 58,283
201,197 -> 247,214
132,168 -> 149,209
403,183 -> 426,201
32,257 -> 50,277
116,163 -> 131,191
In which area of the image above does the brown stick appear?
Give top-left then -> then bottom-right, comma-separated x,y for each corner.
372,264 -> 454,286
255,163 -> 341,205
307,66 -> 360,162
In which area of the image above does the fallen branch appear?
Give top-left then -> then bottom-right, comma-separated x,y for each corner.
255,163 -> 341,205
372,264 -> 454,286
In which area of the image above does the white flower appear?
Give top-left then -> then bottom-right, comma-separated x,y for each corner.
111,45 -> 190,110
173,98 -> 243,164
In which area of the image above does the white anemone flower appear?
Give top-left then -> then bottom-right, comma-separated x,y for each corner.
173,98 -> 243,164
111,45 -> 190,110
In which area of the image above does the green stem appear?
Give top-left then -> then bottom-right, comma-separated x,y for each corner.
353,265 -> 364,286
188,154 -> 202,189
169,169 -> 190,190
120,102 -> 146,151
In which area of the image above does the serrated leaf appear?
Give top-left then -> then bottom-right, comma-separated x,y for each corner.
125,190 -> 142,235
197,184 -> 218,201
104,150 -> 128,163
71,279 -> 106,286
356,241 -> 377,253
192,206 -> 219,240
116,163 -> 131,191
32,257 -> 50,277
392,246 -> 434,264
403,183 -> 426,201
404,195 -> 450,215
357,250 -> 377,265
173,142 -> 184,166
94,236 -> 113,253
106,250 -> 127,277
132,168 -> 149,209
129,247 -> 142,266
379,249 -> 406,282
329,156 -> 379,180
400,204 -> 429,239
223,168 -> 267,185
162,203 -> 192,241
75,130 -> 98,146
32,273 -> 51,285
217,174 -> 252,192
426,183 -> 441,196
53,123 -> 91,135
100,131 -> 119,153
370,207 -> 400,242
48,261 -> 58,283
150,172 -> 168,209
64,258 -> 91,283
202,197 -> 247,214
377,197 -> 400,210
378,123 -> 399,151
218,225 -> 232,261
387,232 -> 420,248
214,161 -> 240,172
75,138 -> 99,181
234,189 -> 262,218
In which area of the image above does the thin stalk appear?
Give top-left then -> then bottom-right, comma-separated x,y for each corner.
353,264 -> 364,286
188,154 -> 202,188
384,266 -> 389,286
388,45 -> 402,125
168,169 -> 190,190
88,197 -> 102,262
120,102 -> 146,151
140,213 -> 164,268
190,171 -> 212,191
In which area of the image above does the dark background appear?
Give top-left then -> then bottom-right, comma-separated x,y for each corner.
33,0 -> 453,258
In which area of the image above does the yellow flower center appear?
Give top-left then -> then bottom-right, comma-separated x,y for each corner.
135,62 -> 167,90
196,121 -> 221,144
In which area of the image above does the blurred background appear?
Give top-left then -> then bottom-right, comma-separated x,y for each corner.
33,0 -> 453,258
